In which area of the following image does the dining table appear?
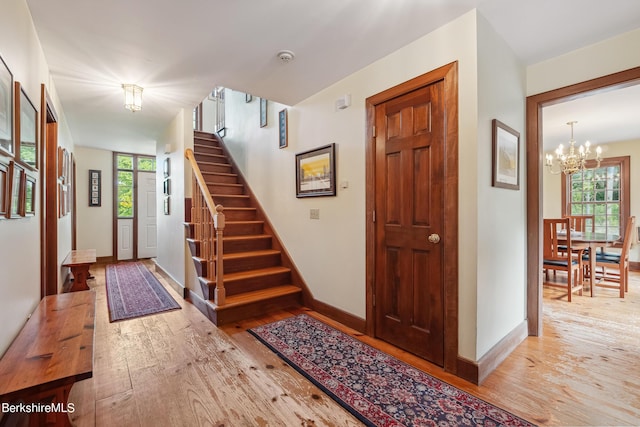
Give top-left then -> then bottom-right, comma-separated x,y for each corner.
559,230 -> 620,296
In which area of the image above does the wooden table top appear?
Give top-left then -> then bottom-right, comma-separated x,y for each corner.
62,249 -> 97,266
0,291 -> 95,399
558,231 -> 620,244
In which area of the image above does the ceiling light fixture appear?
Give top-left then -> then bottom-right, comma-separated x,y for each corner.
122,84 -> 143,112
545,121 -> 602,175
277,50 -> 295,63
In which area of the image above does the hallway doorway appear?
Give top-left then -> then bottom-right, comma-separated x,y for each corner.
114,153 -> 157,261
525,66 -> 640,335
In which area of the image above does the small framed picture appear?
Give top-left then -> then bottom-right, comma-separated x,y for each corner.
0,161 -> 7,217
164,196 -> 170,215
260,98 -> 268,128
89,169 -> 101,206
295,143 -> 336,198
17,84 -> 38,170
24,175 -> 36,216
492,119 -> 520,190
163,157 -> 170,177
279,108 -> 288,149
8,161 -> 24,218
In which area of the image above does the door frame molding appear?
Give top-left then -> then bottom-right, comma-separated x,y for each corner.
40,84 -> 59,297
365,61 -> 459,374
526,66 -> 640,335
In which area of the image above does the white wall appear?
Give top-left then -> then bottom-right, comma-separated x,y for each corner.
475,14 -> 527,359
223,10 -> 483,360
527,28 -> 640,96
155,109 -> 193,289
74,147 -> 113,256
0,0 -> 73,355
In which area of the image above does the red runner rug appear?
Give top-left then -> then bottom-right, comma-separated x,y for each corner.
249,314 -> 536,427
105,262 -> 181,322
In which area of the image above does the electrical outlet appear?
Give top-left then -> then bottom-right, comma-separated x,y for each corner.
310,208 -> 320,220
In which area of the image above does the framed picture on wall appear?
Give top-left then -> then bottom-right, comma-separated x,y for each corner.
278,108 -> 288,149
24,175 -> 36,216
0,55 -> 14,157
8,161 -> 24,218
18,85 -> 38,170
163,157 -> 170,177
0,161 -> 8,217
164,196 -> 170,215
260,98 -> 267,128
491,119 -> 520,190
295,143 -> 336,198
89,169 -> 101,206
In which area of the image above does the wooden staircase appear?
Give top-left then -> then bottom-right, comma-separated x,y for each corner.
185,130 -> 304,325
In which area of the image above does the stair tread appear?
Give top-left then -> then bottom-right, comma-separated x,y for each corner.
201,171 -> 237,177
222,234 -> 271,241
223,249 -> 280,260
208,182 -> 243,187
214,285 -> 301,309
198,160 -> 231,166
217,207 -> 255,211
213,193 -> 249,198
196,153 -> 226,159
203,266 -> 291,282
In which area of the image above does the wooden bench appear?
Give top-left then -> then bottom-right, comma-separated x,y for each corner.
0,291 -> 95,426
62,249 -> 96,292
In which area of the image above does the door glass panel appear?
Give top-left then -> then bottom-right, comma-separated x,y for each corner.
137,157 -> 156,171
117,170 -> 133,218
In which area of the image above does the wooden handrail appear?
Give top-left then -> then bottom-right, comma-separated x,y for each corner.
185,148 -> 217,217
185,148 -> 226,305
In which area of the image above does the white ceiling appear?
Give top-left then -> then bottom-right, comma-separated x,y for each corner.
23,0 -> 640,153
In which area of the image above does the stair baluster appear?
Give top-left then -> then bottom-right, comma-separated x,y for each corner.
186,147 -> 226,305
213,205 -> 225,305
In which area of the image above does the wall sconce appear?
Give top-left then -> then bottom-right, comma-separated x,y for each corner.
122,84 -> 143,112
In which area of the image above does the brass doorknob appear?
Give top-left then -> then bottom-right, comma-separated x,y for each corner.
428,233 -> 440,243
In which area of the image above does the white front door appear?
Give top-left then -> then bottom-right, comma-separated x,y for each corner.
137,171 -> 157,258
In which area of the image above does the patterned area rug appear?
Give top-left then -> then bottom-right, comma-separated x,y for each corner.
105,262 -> 181,322
249,314 -> 535,427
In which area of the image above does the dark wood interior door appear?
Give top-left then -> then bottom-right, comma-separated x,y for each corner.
374,81 -> 445,365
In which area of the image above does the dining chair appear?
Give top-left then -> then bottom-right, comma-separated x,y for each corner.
564,214 -> 595,232
560,214 -> 595,256
593,216 -> 635,298
543,218 -> 585,302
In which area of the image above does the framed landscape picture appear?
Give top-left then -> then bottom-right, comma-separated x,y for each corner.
295,143 -> 336,198
491,119 -> 520,190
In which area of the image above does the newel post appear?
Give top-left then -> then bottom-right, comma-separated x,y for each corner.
213,204 -> 225,305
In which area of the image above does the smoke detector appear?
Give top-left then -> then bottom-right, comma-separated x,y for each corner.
277,50 -> 295,63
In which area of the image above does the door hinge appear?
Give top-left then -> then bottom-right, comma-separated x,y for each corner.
372,126 -> 376,137
372,293 -> 376,307
372,210 -> 376,222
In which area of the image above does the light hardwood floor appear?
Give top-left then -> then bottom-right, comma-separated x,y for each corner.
67,262 -> 640,426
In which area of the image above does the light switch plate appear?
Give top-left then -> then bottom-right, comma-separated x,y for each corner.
310,208 -> 320,220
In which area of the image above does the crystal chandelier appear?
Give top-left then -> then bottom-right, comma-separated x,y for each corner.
545,121 -> 602,175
